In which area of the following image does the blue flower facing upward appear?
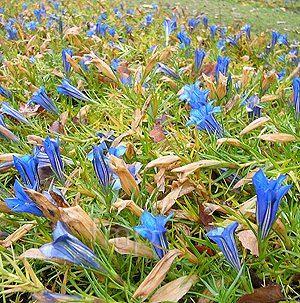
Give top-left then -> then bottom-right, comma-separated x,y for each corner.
179,82 -> 209,109
40,221 -> 107,272
210,25 -> 218,40
134,211 -> 174,259
177,31 -> 191,49
96,21 -> 108,36
194,49 -> 207,73
62,48 -> 73,78
163,19 -> 175,45
253,169 -> 292,241
207,222 -> 241,272
241,24 -> 251,41
203,17 -> 208,29
293,76 -> 300,121
271,31 -> 280,48
215,55 -> 231,84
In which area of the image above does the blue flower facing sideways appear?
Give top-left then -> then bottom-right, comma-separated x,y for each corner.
31,290 -> 82,302
293,76 -> 300,121
207,222 -> 241,272
1,101 -> 31,125
134,211 -> 174,259
252,169 -> 292,241
179,81 -> 209,109
62,48 -> 73,78
40,221 -> 107,272
215,55 -> 231,84
156,63 -> 180,80
0,83 -> 13,99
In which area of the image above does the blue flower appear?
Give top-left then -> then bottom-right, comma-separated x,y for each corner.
13,154 -> 40,188
177,31 -> 191,48
216,40 -> 226,51
185,101 -> 223,137
56,79 -> 95,103
210,25 -> 218,40
0,113 -> 21,143
163,19 -> 174,45
293,76 -> 300,121
96,21 -> 108,36
111,58 -> 120,71
194,49 -> 207,72
278,34 -> 289,46
207,222 -> 241,272
215,55 -> 231,84
4,180 -> 45,217
289,48 -> 299,65
203,17 -> 208,29
226,35 -> 239,48
28,86 -> 59,115
277,68 -> 286,81
144,14 -> 154,26
5,23 -> 18,40
86,29 -> 96,37
107,26 -> 116,37
22,3 -> 28,10
42,136 -> 64,182
62,48 -> 73,78
188,18 -> 200,33
29,55 -> 37,64
31,290 -> 82,303
40,221 -> 107,272
33,9 -> 42,22
220,27 -> 227,40
24,20 -> 38,31
252,169 -> 292,241
0,83 -> 13,99
241,95 -> 262,121
271,31 -> 280,48
241,24 -> 251,41
179,82 -> 209,109
1,101 -> 31,125
133,211 -> 174,259
156,63 -> 180,80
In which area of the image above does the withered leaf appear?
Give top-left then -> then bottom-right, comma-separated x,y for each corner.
116,61 -> 131,80
187,244 -> 215,257
236,285 -> 286,303
19,102 -> 42,117
149,123 -> 166,145
237,230 -> 259,257
198,202 -> 213,227
201,61 -> 216,78
49,111 -> 68,134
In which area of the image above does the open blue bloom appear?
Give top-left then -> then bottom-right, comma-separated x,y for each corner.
194,49 -> 207,72
203,17 -> 208,29
220,28 -> 227,40
171,12 -> 177,31
156,63 -> 180,80
185,101 -> 223,137
277,68 -> 286,81
163,19 -> 174,45
107,26 -> 116,37
0,84 -> 13,99
32,291 -> 81,302
177,31 -> 191,48
210,25 -> 218,40
56,79 -> 95,103
43,136 -> 64,182
91,144 -> 110,193
62,48 -> 73,78
40,221 -> 106,272
188,18 -> 200,33
241,23 -> 251,41
293,76 -> 300,121
22,3 -> 28,10
271,31 -> 280,48
134,211 -> 174,259
5,23 -> 18,40
13,154 -> 40,188
28,86 -> 59,115
24,20 -> 38,31
179,82 -> 209,109
95,131 -> 117,147
33,9 -> 42,22
1,102 -> 31,125
111,58 -> 120,71
241,95 -> 262,121
253,169 -> 292,241
96,21 -> 108,36
215,55 -> 231,84
278,34 -> 289,46
207,222 -> 241,272
289,48 -> 299,65
216,40 -> 226,51
5,180 -> 45,217
144,14 -> 154,26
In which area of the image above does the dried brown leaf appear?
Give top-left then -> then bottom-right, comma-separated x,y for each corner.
145,156 -> 181,170
216,138 -> 241,149
149,124 -> 166,145
258,133 -> 296,143
240,117 -> 271,136
1,224 -> 34,248
111,198 -> 143,216
237,230 -> 259,257
49,111 -> 68,134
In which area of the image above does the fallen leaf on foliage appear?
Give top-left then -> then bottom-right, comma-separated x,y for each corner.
110,198 -> 143,216
261,95 -> 278,103
50,191 -> 69,208
64,26 -> 81,36
149,275 -> 199,303
0,153 -> 23,161
116,61 -> 131,80
38,167 -> 56,191
133,249 -> 184,302
73,105 -> 89,125
258,133 -> 296,143
250,269 -> 278,289
49,111 -> 68,134
91,57 -> 118,82
0,202 -> 11,213
216,138 -> 242,149
241,66 -> 255,90
237,230 -> 259,257
224,95 -> 239,114
160,76 -> 176,89
187,244 -> 215,257
159,46 -> 172,61
50,69 -> 64,78
156,185 -> 182,214
198,202 -> 213,227
216,72 -> 227,100
149,123 -> 166,145
201,61 -> 216,78
203,202 -> 232,215
145,156 -> 181,170
109,237 -> 155,258
236,285 -> 286,303
240,117 -> 271,136
1,224 -> 34,248
232,171 -> 256,192
25,81 -> 39,93
131,95 -> 152,131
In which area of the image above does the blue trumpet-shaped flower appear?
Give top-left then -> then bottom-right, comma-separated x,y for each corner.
133,211 -> 174,259
42,136 -> 64,182
203,17 -> 208,29
62,48 -> 73,78
207,222 -> 241,272
56,79 -> 95,103
96,21 -> 108,36
194,49 -> 207,73
253,169 -> 292,241
0,84 -> 13,99
210,25 -> 218,40
215,55 -> 231,84
31,290 -> 81,302
293,76 -> 300,121
271,31 -> 280,48
156,63 -> 180,80
220,27 -> 227,40
13,154 -> 40,188
107,26 -> 116,37
185,101 -> 223,137
1,102 -> 31,125
177,31 -> 191,49
278,34 -> 289,47
27,86 -> 59,115
188,18 -> 200,33
40,221 -> 107,272
241,95 -> 262,121
216,40 -> 226,51
163,19 -> 174,45
241,24 -> 251,41
179,82 -> 209,109
0,113 -> 21,143
5,23 -> 18,40
4,180 -> 45,217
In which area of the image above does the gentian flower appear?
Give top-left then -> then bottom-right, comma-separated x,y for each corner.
277,68 -> 286,81
28,86 -> 59,115
210,25 -> 218,40
56,79 -> 95,103
110,58 -> 120,71
32,291 -> 82,302
216,40 -> 226,51
226,35 -> 239,48
126,26 -> 133,35
24,20 -> 38,31
293,76 -> 300,121
0,83 -> 13,99
278,34 -> 289,46
95,131 -> 117,147
62,48 -> 73,78
0,114 -> 21,143
289,48 -> 299,65
241,95 -> 262,121
40,221 -> 107,272
133,211 -> 174,259
215,55 -> 231,84
185,101 -> 223,137
5,23 -> 18,40
266,43 -> 271,55
163,19 -> 174,45
13,154 -> 40,188
156,63 -> 180,80
0,160 -> 14,172
220,27 -> 227,40
4,180 -> 45,217
241,23 -> 251,41
177,31 -> 191,48
271,31 -> 280,48
252,169 -> 292,241
171,12 -> 177,31
29,55 -> 37,64
144,14 -> 153,26
207,222 -> 241,272
42,136 -> 64,182
96,21 -> 108,36
107,26 -> 116,37
188,18 -> 200,33
203,17 -> 208,29
179,82 -> 209,109
33,9 -> 42,22
1,102 -> 31,125
86,29 -> 96,37
22,3 -> 28,10
194,49 -> 207,72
